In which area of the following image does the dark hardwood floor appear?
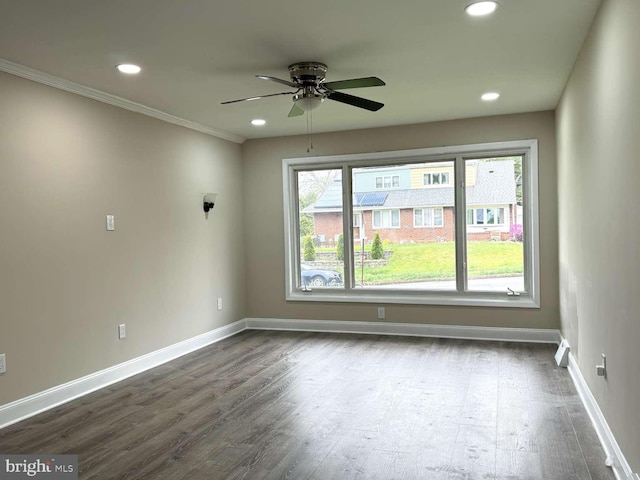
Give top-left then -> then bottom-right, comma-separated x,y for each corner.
0,330 -> 614,479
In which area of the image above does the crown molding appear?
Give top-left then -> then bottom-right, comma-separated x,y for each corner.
0,58 -> 245,144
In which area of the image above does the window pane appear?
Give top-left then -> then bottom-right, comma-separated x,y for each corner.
297,169 -> 344,289
391,210 -> 400,227
414,209 -> 423,227
433,174 -> 440,185
352,161 -> 456,290
442,172 -> 449,185
434,208 -> 443,226
384,177 -> 391,188
424,208 -> 433,226
487,208 -> 495,224
465,157 -> 524,292
376,177 -> 382,188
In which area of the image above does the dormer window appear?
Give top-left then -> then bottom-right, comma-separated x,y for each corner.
375,175 -> 400,189
423,172 -> 450,186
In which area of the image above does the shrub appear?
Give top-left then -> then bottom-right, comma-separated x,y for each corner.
510,224 -> 523,242
336,234 -> 344,261
371,232 -> 384,259
303,236 -> 316,261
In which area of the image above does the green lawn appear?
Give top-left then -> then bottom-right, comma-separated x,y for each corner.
345,241 -> 523,284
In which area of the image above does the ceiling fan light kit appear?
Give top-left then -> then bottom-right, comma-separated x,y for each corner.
222,61 -> 385,117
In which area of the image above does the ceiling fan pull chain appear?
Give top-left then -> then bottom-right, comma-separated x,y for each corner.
306,111 -> 310,152
306,109 -> 314,153
310,108 -> 314,151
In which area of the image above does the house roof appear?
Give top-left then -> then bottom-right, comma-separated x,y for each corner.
306,160 -> 516,212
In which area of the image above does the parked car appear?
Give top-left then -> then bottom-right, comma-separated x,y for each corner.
301,264 -> 343,287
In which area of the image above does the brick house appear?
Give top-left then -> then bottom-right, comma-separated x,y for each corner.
305,160 -> 518,244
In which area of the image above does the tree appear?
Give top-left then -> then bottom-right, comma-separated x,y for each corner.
370,232 -> 384,260
303,236 -> 316,261
336,234 -> 344,261
299,214 -> 314,237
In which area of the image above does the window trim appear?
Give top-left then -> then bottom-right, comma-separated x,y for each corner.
375,174 -> 400,189
372,209 -> 400,229
466,206 -> 508,227
423,172 -> 450,186
283,140 -> 540,308
353,212 -> 362,228
413,207 -> 444,228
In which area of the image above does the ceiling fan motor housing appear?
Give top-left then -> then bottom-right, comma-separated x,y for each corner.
288,62 -> 328,86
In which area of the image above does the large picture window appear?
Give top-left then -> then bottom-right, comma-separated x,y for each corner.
283,140 -> 539,307
372,210 -> 400,229
414,208 -> 444,227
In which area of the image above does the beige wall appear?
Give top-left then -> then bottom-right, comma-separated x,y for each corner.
0,72 -> 246,405
557,0 -> 640,472
242,111 -> 559,329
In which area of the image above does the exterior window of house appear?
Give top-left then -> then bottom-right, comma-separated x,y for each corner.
414,208 -> 444,227
283,140 -> 539,308
467,207 -> 505,225
423,172 -> 450,186
373,210 -> 400,228
375,175 -> 400,189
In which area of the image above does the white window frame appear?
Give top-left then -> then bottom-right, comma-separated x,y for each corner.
467,206 -> 507,226
283,140 -> 540,308
353,212 -> 362,228
423,172 -> 450,186
372,209 -> 400,229
375,175 -> 400,189
414,207 -> 444,228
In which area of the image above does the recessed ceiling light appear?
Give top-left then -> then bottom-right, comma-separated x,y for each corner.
481,92 -> 500,101
465,1 -> 498,16
251,119 -> 266,126
116,64 -> 141,74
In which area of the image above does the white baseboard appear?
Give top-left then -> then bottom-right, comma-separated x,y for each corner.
245,317 -> 561,344
0,317 -> 561,432
567,350 -> 637,480
0,319 -> 247,430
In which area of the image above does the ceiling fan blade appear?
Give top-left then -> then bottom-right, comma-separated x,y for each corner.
221,91 -> 296,104
326,91 -> 384,112
323,77 -> 385,90
256,75 -> 300,89
288,103 -> 304,117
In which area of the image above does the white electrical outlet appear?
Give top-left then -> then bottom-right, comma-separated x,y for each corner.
106,215 -> 115,231
377,307 -> 385,319
0,354 -> 6,374
217,298 -> 223,311
118,324 -> 126,339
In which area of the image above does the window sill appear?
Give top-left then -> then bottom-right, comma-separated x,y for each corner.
286,289 -> 540,309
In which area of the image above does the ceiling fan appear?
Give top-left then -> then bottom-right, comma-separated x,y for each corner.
221,62 -> 385,117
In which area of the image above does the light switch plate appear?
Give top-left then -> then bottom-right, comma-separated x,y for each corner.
106,215 -> 115,231
0,354 -> 6,374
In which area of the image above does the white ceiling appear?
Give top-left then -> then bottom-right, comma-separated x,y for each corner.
0,0 -> 601,142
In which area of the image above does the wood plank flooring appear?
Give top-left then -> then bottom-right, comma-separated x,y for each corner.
0,331 -> 615,479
